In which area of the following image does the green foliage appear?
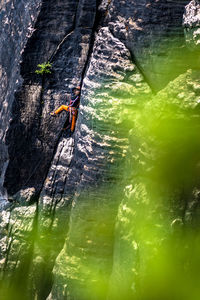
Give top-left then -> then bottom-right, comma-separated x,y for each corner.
35,61 -> 52,75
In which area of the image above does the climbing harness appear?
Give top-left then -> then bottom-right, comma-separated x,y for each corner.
69,95 -> 80,108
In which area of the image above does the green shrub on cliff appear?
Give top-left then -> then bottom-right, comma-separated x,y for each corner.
35,61 -> 52,75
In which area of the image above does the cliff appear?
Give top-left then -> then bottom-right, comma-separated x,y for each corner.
0,1 -> 200,299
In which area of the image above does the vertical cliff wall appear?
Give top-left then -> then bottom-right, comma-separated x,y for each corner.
1,0 -> 191,201
4,0 -> 98,197
1,1 -> 200,300
0,0 -> 42,205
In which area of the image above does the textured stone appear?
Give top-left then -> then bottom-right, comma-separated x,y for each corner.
12,187 -> 36,205
4,0 -> 97,196
183,0 -> 200,50
49,26 -> 151,300
107,0 -> 190,90
1,0 -> 200,299
0,0 -> 41,205
40,136 -> 74,209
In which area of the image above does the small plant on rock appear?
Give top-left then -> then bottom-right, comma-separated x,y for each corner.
35,61 -> 52,75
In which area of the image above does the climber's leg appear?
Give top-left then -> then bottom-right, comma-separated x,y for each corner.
54,105 -> 69,114
70,110 -> 77,132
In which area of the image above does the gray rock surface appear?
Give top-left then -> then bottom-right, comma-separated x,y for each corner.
48,26 -> 151,299
2,0 -> 200,299
0,0 -> 42,204
108,0 -> 190,90
3,0 -> 97,197
183,0 -> 200,50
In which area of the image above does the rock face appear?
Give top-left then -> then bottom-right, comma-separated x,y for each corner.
108,0 -> 190,90
4,0 -> 97,196
1,0 -> 200,299
183,0 -> 200,50
0,0 -> 42,205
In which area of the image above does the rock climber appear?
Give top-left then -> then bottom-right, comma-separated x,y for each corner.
50,86 -> 81,132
